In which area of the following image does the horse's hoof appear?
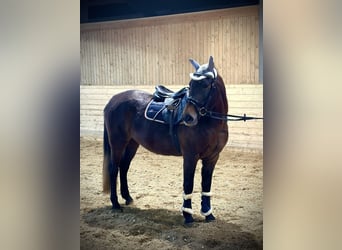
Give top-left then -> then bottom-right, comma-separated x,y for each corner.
183,215 -> 194,225
111,203 -> 123,212
205,214 -> 216,222
183,221 -> 194,228
184,217 -> 195,227
112,207 -> 123,213
125,197 -> 134,205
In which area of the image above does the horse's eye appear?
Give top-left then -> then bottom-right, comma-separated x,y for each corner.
201,81 -> 210,88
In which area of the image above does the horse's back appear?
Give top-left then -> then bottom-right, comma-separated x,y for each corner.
104,90 -> 151,134
104,90 -> 151,113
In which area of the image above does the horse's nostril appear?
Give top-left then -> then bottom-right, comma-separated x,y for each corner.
184,115 -> 194,123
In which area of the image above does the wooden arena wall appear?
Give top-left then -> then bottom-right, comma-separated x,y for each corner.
80,6 -> 262,149
80,6 -> 260,86
80,84 -> 263,149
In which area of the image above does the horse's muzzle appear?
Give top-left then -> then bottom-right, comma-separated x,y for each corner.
182,103 -> 198,127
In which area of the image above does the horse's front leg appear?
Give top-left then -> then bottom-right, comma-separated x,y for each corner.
182,156 -> 198,224
201,155 -> 219,222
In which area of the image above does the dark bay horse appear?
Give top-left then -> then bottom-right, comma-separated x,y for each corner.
103,56 -> 228,224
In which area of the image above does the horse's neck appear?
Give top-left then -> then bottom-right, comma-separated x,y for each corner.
211,78 -> 228,114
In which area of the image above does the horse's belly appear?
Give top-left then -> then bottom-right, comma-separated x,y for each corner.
131,120 -> 182,156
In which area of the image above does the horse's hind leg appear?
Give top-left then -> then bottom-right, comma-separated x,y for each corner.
103,123 -> 123,210
107,128 -> 131,210
109,146 -> 124,210
119,139 -> 139,205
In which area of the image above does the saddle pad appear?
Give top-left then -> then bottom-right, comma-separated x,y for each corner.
144,97 -> 186,124
144,100 -> 167,123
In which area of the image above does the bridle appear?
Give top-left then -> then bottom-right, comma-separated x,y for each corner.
186,57 -> 263,122
186,78 -> 216,118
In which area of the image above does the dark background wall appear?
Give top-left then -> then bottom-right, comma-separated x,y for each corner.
81,0 -> 259,23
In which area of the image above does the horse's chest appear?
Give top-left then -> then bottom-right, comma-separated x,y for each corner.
198,126 -> 228,150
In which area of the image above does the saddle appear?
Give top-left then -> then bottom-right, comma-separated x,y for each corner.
145,85 -> 188,124
145,85 -> 189,153
153,85 -> 188,101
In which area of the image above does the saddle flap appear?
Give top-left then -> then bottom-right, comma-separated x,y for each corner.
165,98 -> 181,110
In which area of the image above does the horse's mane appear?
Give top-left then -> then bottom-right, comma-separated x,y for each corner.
214,73 -> 228,114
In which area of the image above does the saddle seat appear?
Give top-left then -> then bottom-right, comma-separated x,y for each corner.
153,85 -> 188,101
145,85 -> 188,125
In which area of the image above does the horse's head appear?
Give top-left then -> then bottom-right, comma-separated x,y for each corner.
182,56 -> 217,126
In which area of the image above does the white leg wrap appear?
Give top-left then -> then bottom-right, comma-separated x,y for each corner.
201,191 -> 213,197
200,208 -> 213,216
183,192 -> 192,200
181,207 -> 194,215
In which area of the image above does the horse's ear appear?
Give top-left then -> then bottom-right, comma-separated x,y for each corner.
189,58 -> 200,71
208,56 -> 214,71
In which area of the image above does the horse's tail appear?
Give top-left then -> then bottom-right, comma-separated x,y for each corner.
102,123 -> 111,193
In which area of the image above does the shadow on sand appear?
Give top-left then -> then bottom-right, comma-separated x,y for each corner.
82,206 -> 262,250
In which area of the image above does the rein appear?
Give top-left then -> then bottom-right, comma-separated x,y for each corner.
187,80 -> 264,122
202,110 -> 264,122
